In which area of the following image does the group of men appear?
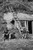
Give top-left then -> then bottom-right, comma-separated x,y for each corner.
3,12 -> 23,40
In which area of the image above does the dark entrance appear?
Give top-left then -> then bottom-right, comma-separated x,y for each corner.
28,0 -> 33,2
28,21 -> 32,34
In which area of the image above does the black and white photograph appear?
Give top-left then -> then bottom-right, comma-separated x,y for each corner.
0,0 -> 33,50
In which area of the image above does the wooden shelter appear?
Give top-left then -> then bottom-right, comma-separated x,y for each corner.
0,0 -> 33,36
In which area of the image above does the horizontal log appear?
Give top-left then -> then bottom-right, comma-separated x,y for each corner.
17,13 -> 33,21
0,11 -> 33,21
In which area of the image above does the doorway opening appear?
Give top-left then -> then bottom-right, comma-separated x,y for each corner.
28,0 -> 33,2
28,21 -> 32,34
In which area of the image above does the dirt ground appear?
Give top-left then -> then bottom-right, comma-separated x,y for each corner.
0,39 -> 33,50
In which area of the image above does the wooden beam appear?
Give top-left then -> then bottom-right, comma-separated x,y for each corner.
17,13 -> 33,21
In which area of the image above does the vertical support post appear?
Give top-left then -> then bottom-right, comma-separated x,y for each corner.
26,21 -> 28,31
25,21 -> 28,31
25,21 -> 26,27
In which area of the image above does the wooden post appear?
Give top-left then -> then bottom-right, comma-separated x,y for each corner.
25,21 -> 26,27
25,21 -> 28,31
26,21 -> 28,31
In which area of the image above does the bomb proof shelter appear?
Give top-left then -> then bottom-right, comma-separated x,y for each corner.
17,12 -> 33,34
